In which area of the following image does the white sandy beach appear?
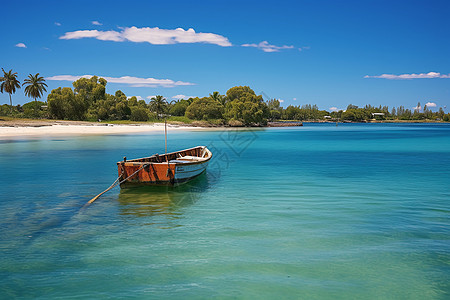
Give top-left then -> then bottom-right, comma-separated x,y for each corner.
0,122 -> 199,138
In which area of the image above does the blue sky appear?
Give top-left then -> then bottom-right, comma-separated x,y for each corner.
1,0 -> 449,111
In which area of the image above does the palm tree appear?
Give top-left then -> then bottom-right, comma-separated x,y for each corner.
209,91 -> 226,106
149,95 -> 168,119
23,73 -> 48,113
0,68 -> 21,113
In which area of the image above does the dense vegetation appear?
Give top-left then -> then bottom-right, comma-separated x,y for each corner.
1,72 -> 449,125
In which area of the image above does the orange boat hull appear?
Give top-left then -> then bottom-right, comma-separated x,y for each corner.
117,146 -> 211,187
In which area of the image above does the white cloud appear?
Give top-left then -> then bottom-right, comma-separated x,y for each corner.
329,107 -> 338,111
45,75 -> 194,88
127,96 -> 144,100
172,94 -> 196,100
278,99 -> 284,103
92,21 -> 103,26
241,41 -> 294,52
15,43 -> 26,48
413,106 -> 422,111
55,22 -> 61,26
293,97 -> 297,101
146,95 -> 157,99
61,30 -> 123,42
60,26 -> 232,47
364,72 -> 450,79
425,102 -> 437,107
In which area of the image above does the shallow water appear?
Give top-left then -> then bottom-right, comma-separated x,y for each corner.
0,123 -> 449,299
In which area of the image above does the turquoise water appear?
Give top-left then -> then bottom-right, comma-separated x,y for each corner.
1,123 -> 449,299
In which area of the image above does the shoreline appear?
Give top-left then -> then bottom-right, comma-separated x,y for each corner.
1,118 -> 448,139
0,120 -> 203,139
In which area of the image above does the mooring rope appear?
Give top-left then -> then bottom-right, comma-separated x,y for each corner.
84,164 -> 149,207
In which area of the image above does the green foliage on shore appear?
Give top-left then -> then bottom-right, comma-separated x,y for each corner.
23,73 -> 48,112
148,95 -> 168,119
48,87 -> 86,120
1,69 -> 49,117
1,68 -> 21,112
224,86 -> 269,126
0,101 -> 48,119
167,116 -> 193,124
2,73 -> 450,125
283,104 -> 328,121
169,99 -> 191,116
185,97 -> 224,120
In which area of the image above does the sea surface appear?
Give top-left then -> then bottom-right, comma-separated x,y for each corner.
0,123 -> 449,299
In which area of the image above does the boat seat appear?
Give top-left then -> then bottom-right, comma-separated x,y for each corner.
177,155 -> 199,161
169,159 -> 190,163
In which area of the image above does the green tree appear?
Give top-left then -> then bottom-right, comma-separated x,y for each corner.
47,87 -> 69,119
137,99 -> 147,107
73,76 -> 106,104
128,96 -> 138,107
396,106 -> 412,120
226,86 -> 255,102
149,95 -> 168,119
47,87 -> 88,120
130,106 -> 149,121
330,110 -> 343,120
415,102 -> 421,113
185,97 -> 224,120
284,105 -> 301,120
86,91 -> 133,121
299,104 -> 324,120
67,76 -> 108,120
391,107 -> 397,118
169,99 -> 190,116
443,113 -> 450,122
267,99 -> 282,120
267,99 -> 281,111
115,101 -> 131,120
88,98 -> 112,120
22,100 -> 47,118
423,105 -> 434,120
0,68 -> 21,113
341,108 -> 370,121
209,91 -> 227,106
438,107 -> 445,120
224,86 -> 269,126
22,73 -> 48,114
115,90 -> 126,100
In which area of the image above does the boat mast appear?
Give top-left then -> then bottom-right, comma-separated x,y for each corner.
165,118 -> 168,155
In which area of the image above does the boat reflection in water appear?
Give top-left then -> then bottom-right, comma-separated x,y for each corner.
117,173 -> 210,224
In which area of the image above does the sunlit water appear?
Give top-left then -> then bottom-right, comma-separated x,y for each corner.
0,123 -> 449,299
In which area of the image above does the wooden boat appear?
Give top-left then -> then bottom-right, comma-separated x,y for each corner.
117,146 -> 212,187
